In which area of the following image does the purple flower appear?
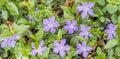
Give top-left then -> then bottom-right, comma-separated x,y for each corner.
27,14 -> 33,19
31,40 -> 47,56
105,23 -> 118,40
53,39 -> 70,57
35,8 -> 39,13
76,42 -> 92,58
1,34 -> 20,48
64,20 -> 78,34
79,25 -> 93,39
43,16 -> 60,34
77,2 -> 95,18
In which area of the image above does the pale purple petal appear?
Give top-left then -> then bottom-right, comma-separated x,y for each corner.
50,28 -> 56,34
76,49 -> 82,54
1,39 -> 8,48
60,39 -> 66,45
66,20 -> 71,25
86,46 -> 92,51
81,2 -> 88,6
82,51 -> 88,57
77,6 -> 84,12
43,19 -> 49,25
59,50 -> 66,57
88,9 -> 94,16
43,26 -> 50,32
54,41 -> 60,47
64,25 -> 69,30
49,16 -> 55,22
68,29 -> 74,34
74,26 -> 78,31
82,11 -> 87,18
84,35 -> 89,39
53,48 -> 59,54
72,20 -> 77,25
77,43 -> 82,49
12,34 -> 20,40
38,51 -> 43,56
31,42 -> 35,49
53,22 -> 60,28
88,3 -> 95,8
108,34 -> 113,40
39,40 -> 44,47
41,46 -> 47,51
64,45 -> 70,51
82,42 -> 86,46
31,49 -> 37,56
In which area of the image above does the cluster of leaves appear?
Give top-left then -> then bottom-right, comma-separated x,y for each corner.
0,0 -> 120,59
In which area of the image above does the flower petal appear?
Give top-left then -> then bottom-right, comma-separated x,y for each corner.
59,50 -> 66,57
88,9 -> 94,16
60,39 -> 66,45
54,41 -> 60,47
31,49 -> 37,56
68,29 -> 74,34
39,40 -> 44,47
86,46 -> 92,51
81,42 -> 86,46
50,28 -> 56,34
88,2 -> 95,8
77,43 -> 82,49
77,6 -> 84,12
53,48 -> 59,54
43,26 -> 50,32
82,51 -> 88,58
43,19 -> 49,25
76,49 -> 82,54
64,44 -> 70,51
49,16 -> 55,22
66,20 -> 71,25
81,11 -> 87,18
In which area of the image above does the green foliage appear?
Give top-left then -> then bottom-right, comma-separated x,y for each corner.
0,0 -> 120,59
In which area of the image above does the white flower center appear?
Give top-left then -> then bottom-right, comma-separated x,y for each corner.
81,47 -> 86,52
83,6 -> 89,11
69,24 -> 74,29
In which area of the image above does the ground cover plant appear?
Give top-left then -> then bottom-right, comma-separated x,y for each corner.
0,0 -> 120,59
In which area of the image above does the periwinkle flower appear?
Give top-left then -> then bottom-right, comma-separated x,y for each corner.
43,16 -> 60,34
27,14 -> 33,19
105,23 -> 118,40
64,20 -> 78,34
76,42 -> 92,58
1,34 -> 20,48
77,2 -> 95,18
35,7 -> 39,13
79,25 -> 93,39
31,40 -> 47,56
53,39 -> 70,57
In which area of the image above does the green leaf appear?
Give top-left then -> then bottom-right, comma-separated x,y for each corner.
43,48 -> 50,58
93,6 -> 103,16
98,0 -> 105,5
13,23 -> 30,34
95,47 -> 106,59
35,28 -> 43,40
81,0 -> 98,2
0,31 -> 12,42
111,14 -> 118,23
105,39 -> 118,49
28,0 -> 34,7
115,46 -> 120,56
70,36 -> 80,47
6,2 -> 19,15
106,4 -> 118,14
2,10 -> 8,20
